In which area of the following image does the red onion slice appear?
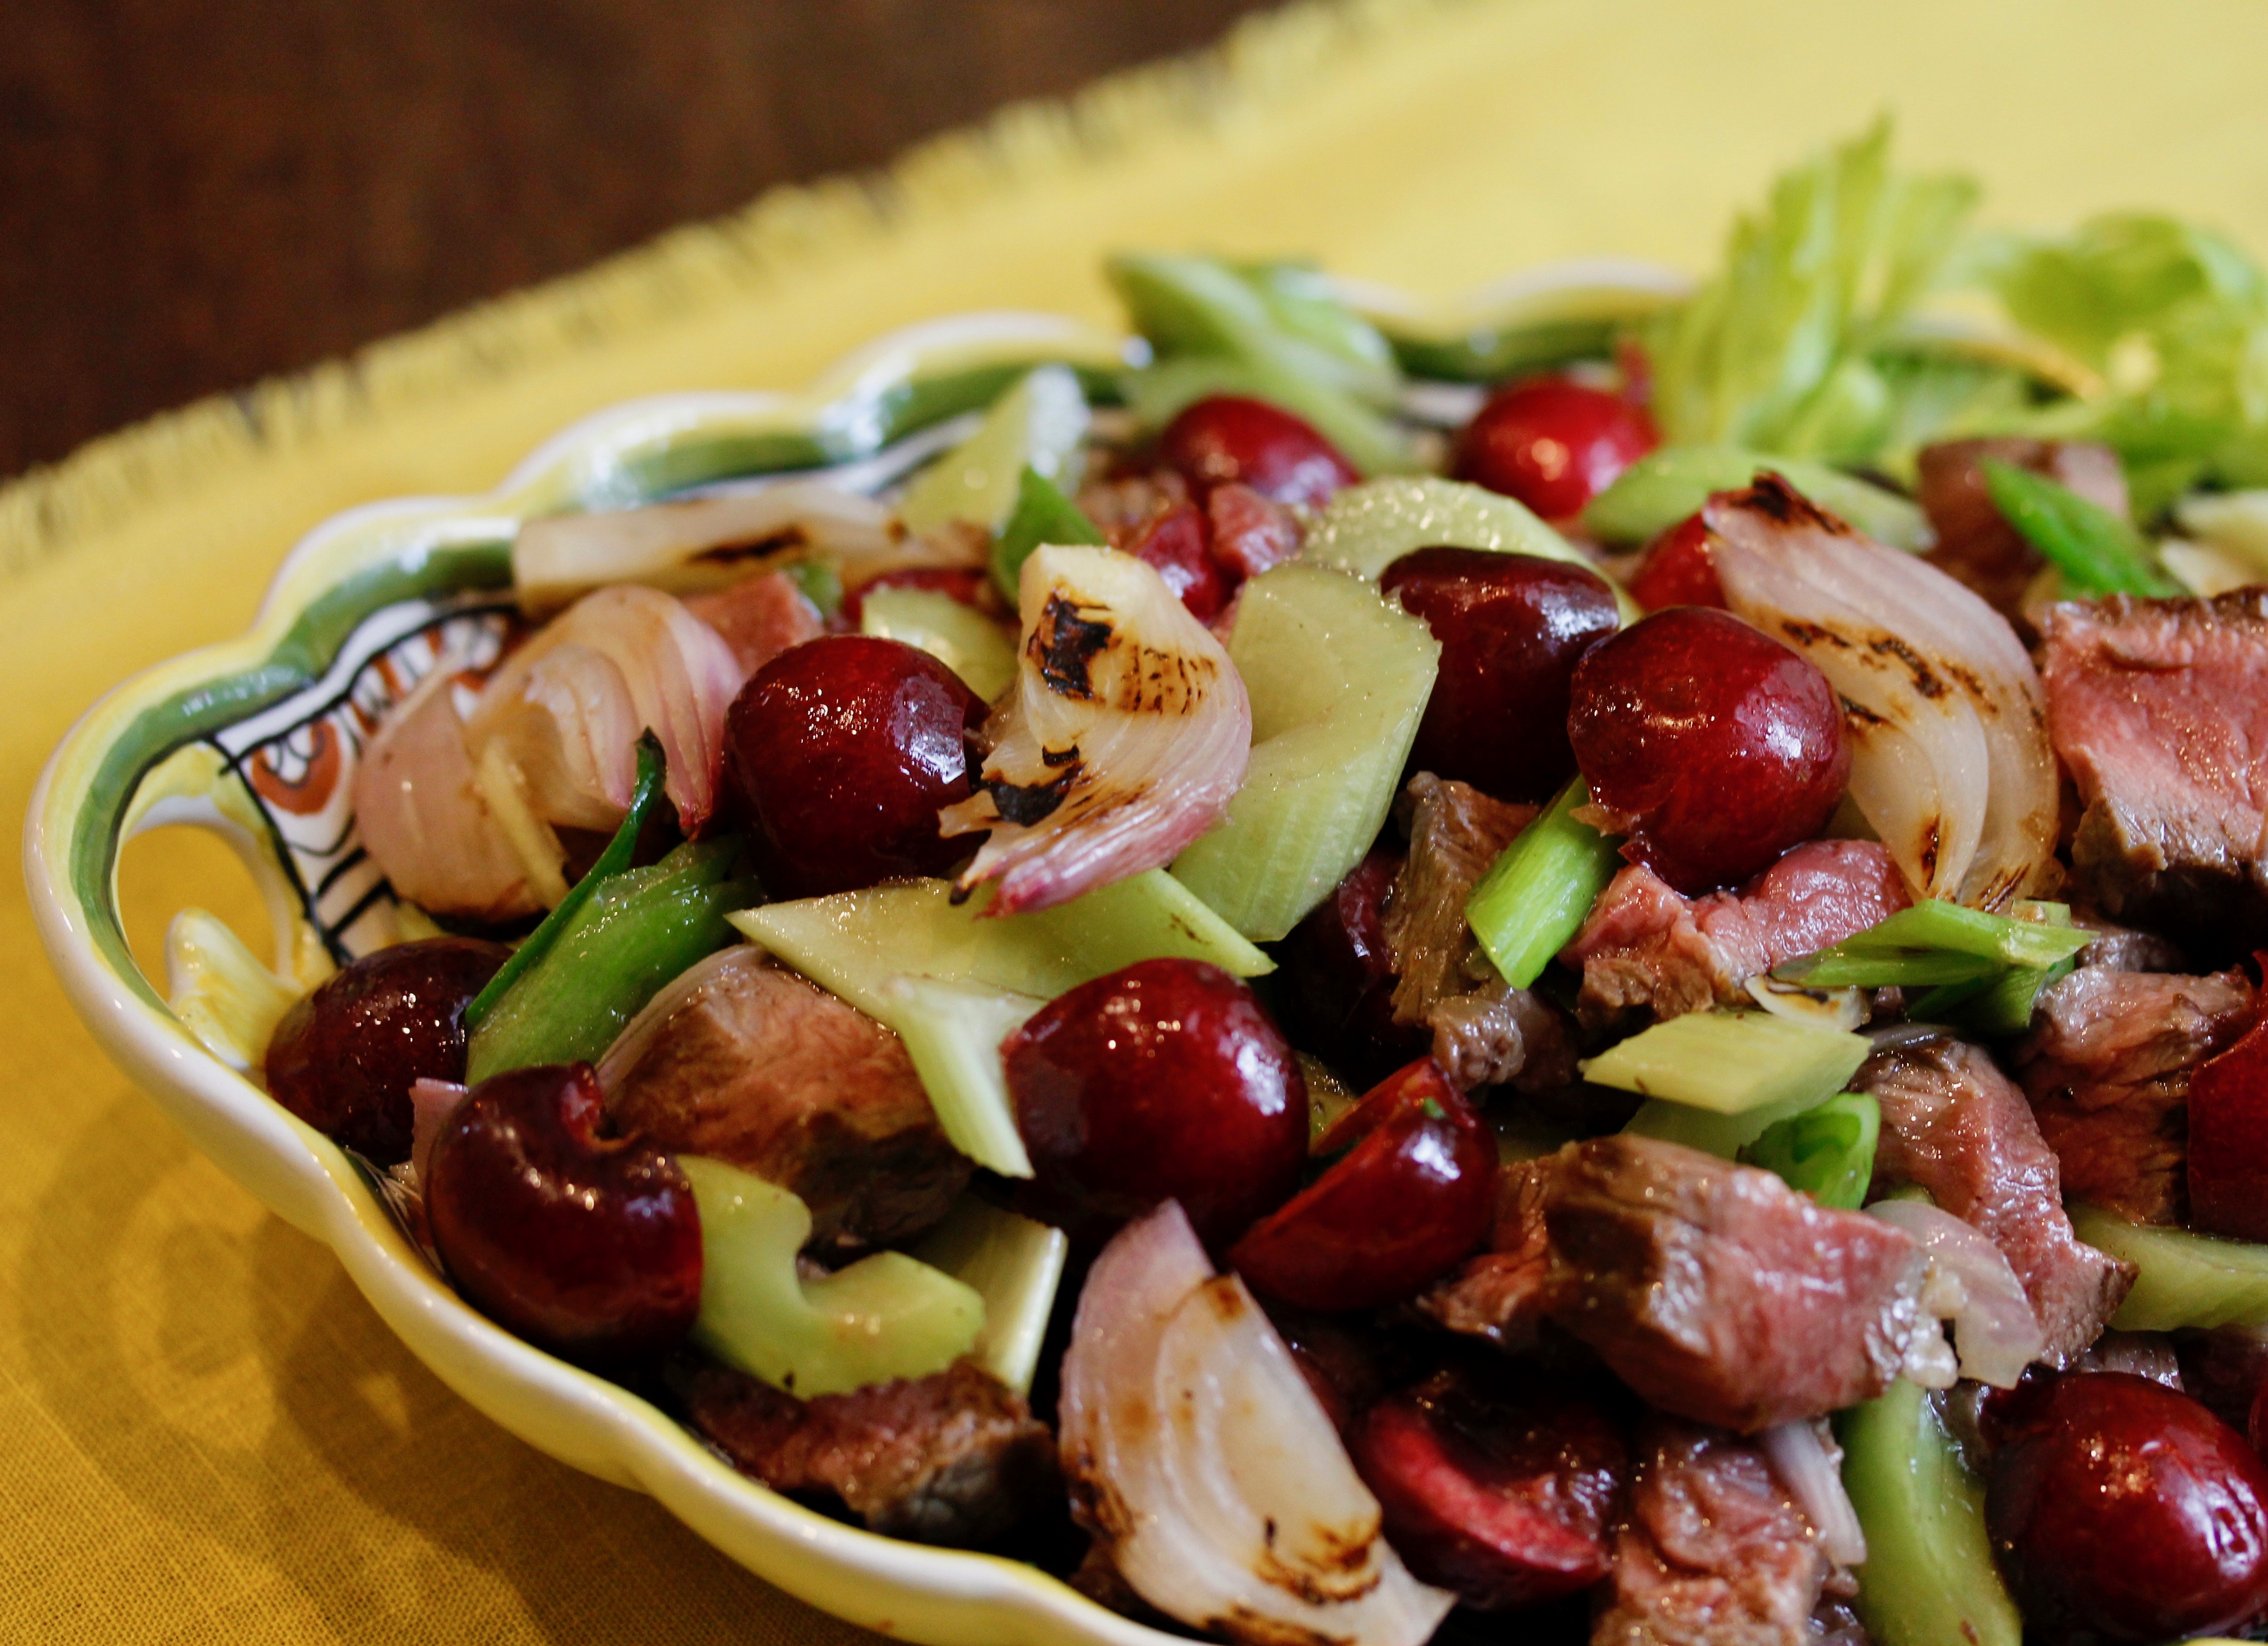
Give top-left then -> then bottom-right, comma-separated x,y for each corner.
1708,478 -> 2056,908
1869,1198 -> 2045,1387
942,545 -> 1251,915
1060,1203 -> 1454,1646
1758,1418 -> 1866,1567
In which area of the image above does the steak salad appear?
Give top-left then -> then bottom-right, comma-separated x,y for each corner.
237,123 -> 2268,1645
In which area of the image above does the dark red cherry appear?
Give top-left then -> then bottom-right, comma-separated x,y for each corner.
1987,1371 -> 2268,1644
1229,1058 -> 1495,1311
265,936 -> 509,1165
1452,377 -> 1658,523
1380,547 -> 1620,801
1568,606 -> 1850,893
723,634 -> 988,897
1626,512 -> 1727,611
1003,958 -> 1307,1248
425,1062 -> 702,1367
1351,1359 -> 1626,1609
1158,395 -> 1358,511
1275,848 -> 1428,1087
1124,500 -> 1227,622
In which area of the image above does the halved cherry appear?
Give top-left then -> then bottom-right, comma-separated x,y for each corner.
2187,968 -> 2268,1242
1228,1058 -> 1496,1312
1124,499 -> 1227,622
1626,512 -> 1726,611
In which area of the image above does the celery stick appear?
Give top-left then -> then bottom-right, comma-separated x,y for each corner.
876,976 -> 1038,1179
1982,459 -> 2181,598
1301,475 -> 1599,583
1580,1011 -> 1870,1116
1783,950 -> 2002,989
1774,899 -> 2091,988
1623,1090 -> 1822,1158
1838,1377 -> 2022,1646
989,465 -> 1104,600
859,585 -> 1019,701
1581,445 -> 1931,550
1740,1091 -> 1879,1209
731,870 -> 1270,1015
1171,564 -> 1438,940
2071,1205 -> 2268,1331
909,1198 -> 1068,1396
897,365 -> 1088,536
1465,777 -> 1622,988
680,1156 -> 983,1400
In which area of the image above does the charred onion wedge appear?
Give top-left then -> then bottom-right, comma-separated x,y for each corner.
941,543 -> 1252,915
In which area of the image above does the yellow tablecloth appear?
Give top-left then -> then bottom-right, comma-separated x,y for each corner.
9,0 -> 2268,1638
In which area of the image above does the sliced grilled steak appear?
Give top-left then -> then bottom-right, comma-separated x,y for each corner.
2041,591 -> 2268,951
683,569 -> 824,677
1917,436 -> 2129,620
2071,908 -> 2191,974
2015,966 -> 2255,1224
1540,1137 -> 1925,1431
669,1356 -> 1058,1545
1592,1416 -> 1829,1646
1562,841 -> 1910,1028
605,948 -> 970,1255
1857,1038 -> 2132,1365
1385,773 -> 1569,1091
1419,1153 -> 1561,1351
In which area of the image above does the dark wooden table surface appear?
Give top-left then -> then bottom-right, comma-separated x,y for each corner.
1,0 -> 1281,483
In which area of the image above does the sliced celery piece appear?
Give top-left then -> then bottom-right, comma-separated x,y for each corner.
1838,1377 -> 2021,1646
1170,564 -> 1438,940
1740,1091 -> 1879,1209
990,465 -> 1104,600
731,870 -> 1270,1016
1982,459 -> 2181,598
896,365 -> 1088,536
1466,777 -> 1622,988
1580,1011 -> 1870,1116
2071,1204 -> 2268,1331
680,1156 -> 983,1400
877,976 -> 1038,1178
468,839 -> 749,1084
1581,445 -> 1930,551
859,585 -> 1019,701
1623,1089 -> 1823,1158
1301,475 -> 1592,581
1776,898 -> 2092,984
909,1198 -> 1069,1395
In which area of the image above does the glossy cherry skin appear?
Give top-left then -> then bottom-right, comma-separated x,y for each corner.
1452,377 -> 1658,523
1158,395 -> 1359,512
1567,606 -> 1851,893
1229,1058 -> 1496,1311
1986,1372 -> 2268,1644
722,634 -> 988,897
1351,1359 -> 1626,1609
425,1062 -> 702,1367
1124,499 -> 1228,622
1381,547 -> 1621,801
1626,512 -> 1727,611
265,936 -> 509,1165
1003,958 -> 1307,1249
1276,848 -> 1429,1087
2187,997 -> 2268,1242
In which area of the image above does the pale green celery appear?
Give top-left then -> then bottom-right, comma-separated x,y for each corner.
1580,1011 -> 1870,1116
859,585 -> 1019,701
896,365 -> 1088,536
1784,950 -> 2002,989
1465,778 -> 1622,989
1230,260 -> 1403,401
1302,475 -> 1598,580
1107,252 -> 1399,402
1580,445 -> 1931,551
2071,1204 -> 2268,1331
680,1156 -> 983,1400
730,869 -> 1270,1017
1838,1378 -> 2022,1646
1740,1091 -> 1880,1209
1623,1089 -> 1822,1158
1122,355 -> 1414,478
1909,955 -> 2077,1037
877,976 -> 1039,1178
1170,563 -> 1438,940
989,465 -> 1104,599
908,1198 -> 1069,1395
1356,265 -> 1685,383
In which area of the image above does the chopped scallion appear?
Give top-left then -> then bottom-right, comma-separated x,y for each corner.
1980,459 -> 2182,598
1465,777 -> 1622,988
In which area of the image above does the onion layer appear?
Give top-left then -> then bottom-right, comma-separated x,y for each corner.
1869,1198 -> 2045,1388
1060,1202 -> 1454,1646
1758,1418 -> 1866,1567
942,545 -> 1251,915
1707,477 -> 2057,908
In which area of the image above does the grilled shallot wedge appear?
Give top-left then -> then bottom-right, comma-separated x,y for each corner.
941,544 -> 1251,915
1059,1201 -> 1455,1646
468,584 -> 744,836
1708,476 -> 2057,908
